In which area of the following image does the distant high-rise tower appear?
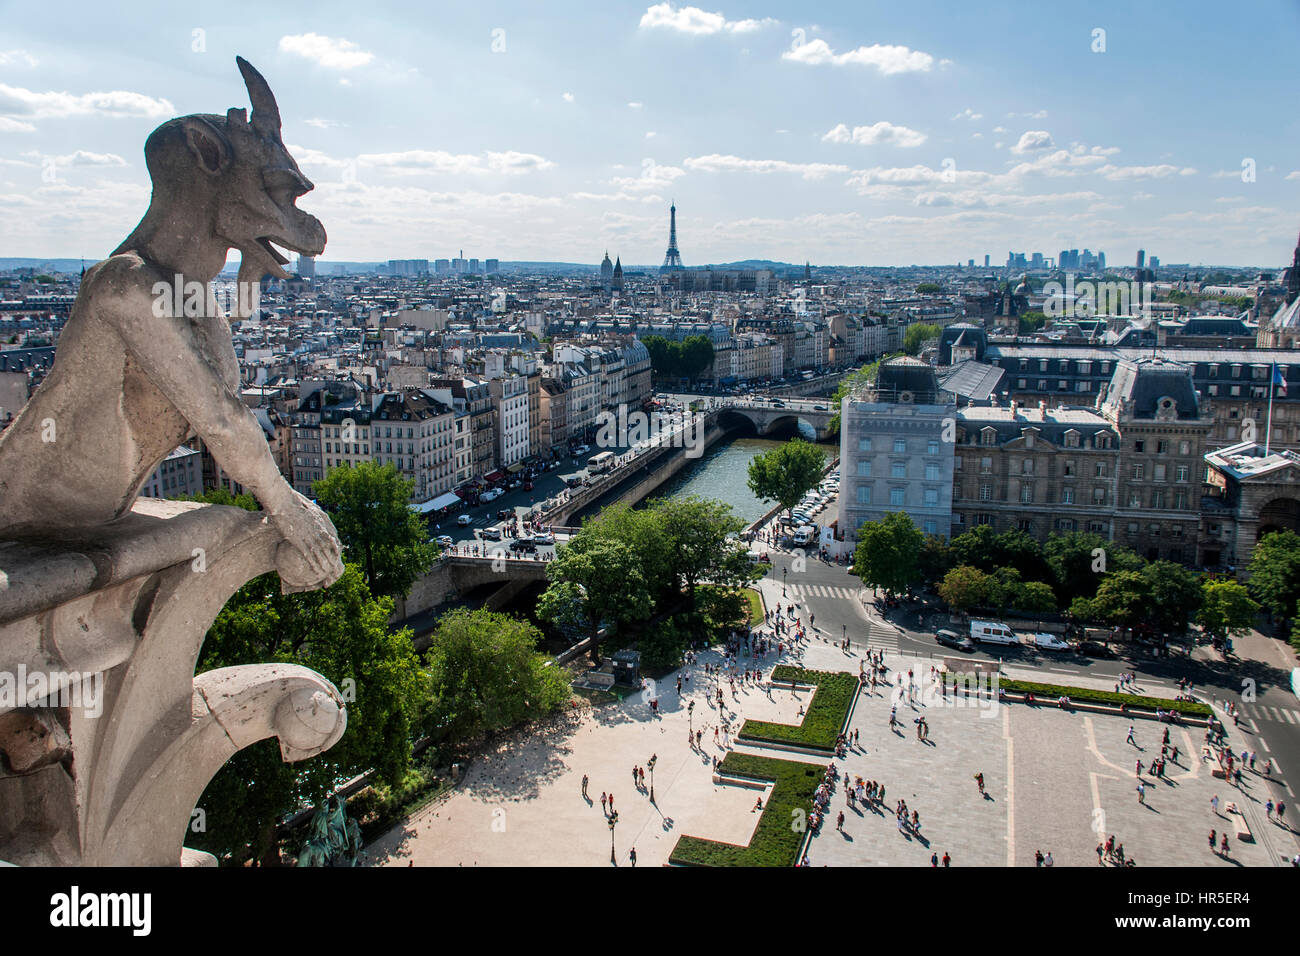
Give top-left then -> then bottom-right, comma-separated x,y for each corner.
1136,249 -> 1146,269
661,202 -> 683,273
612,256 -> 623,292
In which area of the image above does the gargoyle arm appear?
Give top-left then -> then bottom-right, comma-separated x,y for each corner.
106,268 -> 296,515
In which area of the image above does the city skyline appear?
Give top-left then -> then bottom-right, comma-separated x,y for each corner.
3,1 -> 1300,267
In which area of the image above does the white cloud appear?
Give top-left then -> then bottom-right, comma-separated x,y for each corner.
952,108 -> 982,121
304,118 -> 344,129
0,50 -> 38,68
1096,163 -> 1195,181
822,121 -> 926,148
23,149 -> 127,168
1286,171 -> 1300,181
992,126 -> 1007,133
638,3 -> 777,35
645,131 -> 656,138
628,102 -> 644,109
0,84 -> 174,120
562,92 -> 575,103
0,116 -> 36,132
278,33 -> 374,70
782,38 -> 936,74
684,153 -> 848,179
294,148 -> 555,176
610,158 -> 684,191
1010,130 -> 1055,154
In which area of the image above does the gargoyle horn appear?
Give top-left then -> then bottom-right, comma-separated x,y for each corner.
236,56 -> 281,140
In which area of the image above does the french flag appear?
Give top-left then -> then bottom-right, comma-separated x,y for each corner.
1274,363 -> 1287,396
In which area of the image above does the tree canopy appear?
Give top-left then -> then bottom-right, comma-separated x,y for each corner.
421,608 -> 569,746
312,461 -> 436,599
902,323 -> 941,356
643,334 -> 716,382
189,563 -> 426,865
1196,580 -> 1258,645
853,511 -> 923,596
539,496 -> 758,666
747,439 -> 826,522
1247,530 -> 1300,622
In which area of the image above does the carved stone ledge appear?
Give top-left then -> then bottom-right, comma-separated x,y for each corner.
0,499 -> 347,865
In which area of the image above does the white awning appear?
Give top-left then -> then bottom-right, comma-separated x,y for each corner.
419,491 -> 462,512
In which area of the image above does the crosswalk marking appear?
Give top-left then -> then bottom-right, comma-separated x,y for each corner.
789,583 -> 857,600
1250,704 -> 1300,724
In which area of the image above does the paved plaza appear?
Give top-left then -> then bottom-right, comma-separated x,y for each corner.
367,577 -> 1300,866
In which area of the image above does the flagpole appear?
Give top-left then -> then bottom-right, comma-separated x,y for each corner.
1266,362 -> 1275,455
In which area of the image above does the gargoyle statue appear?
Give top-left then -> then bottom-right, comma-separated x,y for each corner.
0,57 -> 342,592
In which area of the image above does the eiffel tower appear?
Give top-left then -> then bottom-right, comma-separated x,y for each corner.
660,201 -> 683,273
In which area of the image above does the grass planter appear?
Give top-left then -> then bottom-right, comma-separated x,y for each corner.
738,667 -> 858,752
942,674 -> 1212,718
669,752 -> 824,867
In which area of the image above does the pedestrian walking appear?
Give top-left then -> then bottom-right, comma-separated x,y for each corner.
1096,843 -> 1105,865
1209,829 -> 1216,851
1278,800 -> 1287,825
1044,851 -> 1053,867
975,772 -> 985,795
931,852 -> 939,867
1211,794 -> 1220,815
1126,725 -> 1136,746
1137,782 -> 1146,804
582,774 -> 589,797
600,792 -> 607,813
837,811 -> 845,831
1035,849 -> 1044,867
629,846 -> 636,867
942,852 -> 951,867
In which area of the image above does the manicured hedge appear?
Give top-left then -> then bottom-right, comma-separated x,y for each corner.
669,752 -> 823,867
738,667 -> 858,751
943,673 -> 1211,717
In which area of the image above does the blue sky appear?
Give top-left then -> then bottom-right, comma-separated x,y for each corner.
3,0 -> 1300,267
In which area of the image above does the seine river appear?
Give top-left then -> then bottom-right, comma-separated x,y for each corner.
651,432 -> 835,524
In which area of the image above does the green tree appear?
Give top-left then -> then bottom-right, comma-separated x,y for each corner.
915,282 -> 943,295
176,486 -> 261,512
853,511 -> 923,597
903,323 -> 941,356
747,439 -> 826,524
680,334 -> 716,381
950,525 -> 998,572
312,461 -> 436,599
1045,531 -> 1143,605
190,564 -> 425,865
1247,531 -> 1300,624
650,495 -> 756,602
1018,310 -> 1047,335
1015,580 -> 1058,614
422,608 -> 568,746
938,564 -> 993,613
538,537 -> 651,663
918,533 -> 953,585
1069,569 -> 1150,630
1196,580 -> 1258,646
1143,561 -> 1202,636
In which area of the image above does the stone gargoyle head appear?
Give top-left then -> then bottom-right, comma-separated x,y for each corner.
115,56 -> 325,287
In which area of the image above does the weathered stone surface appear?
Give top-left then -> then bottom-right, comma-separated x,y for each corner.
0,59 -> 348,866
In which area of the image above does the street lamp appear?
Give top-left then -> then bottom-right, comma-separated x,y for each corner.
648,753 -> 658,804
783,566 -> 787,597
842,623 -> 847,649
609,813 -> 618,865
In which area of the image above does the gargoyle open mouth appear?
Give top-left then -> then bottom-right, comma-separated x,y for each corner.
257,236 -> 292,266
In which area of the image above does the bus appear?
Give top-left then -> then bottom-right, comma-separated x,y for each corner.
587,451 -> 616,474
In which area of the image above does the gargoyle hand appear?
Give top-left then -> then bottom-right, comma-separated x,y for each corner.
271,490 -> 344,593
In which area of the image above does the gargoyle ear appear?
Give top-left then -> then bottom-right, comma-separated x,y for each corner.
181,116 -> 232,176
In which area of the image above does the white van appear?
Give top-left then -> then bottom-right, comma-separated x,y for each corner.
969,620 -> 1017,645
792,525 -> 816,547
